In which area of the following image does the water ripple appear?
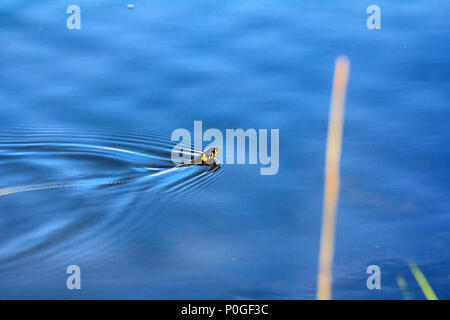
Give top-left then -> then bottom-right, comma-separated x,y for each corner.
0,127 -> 222,273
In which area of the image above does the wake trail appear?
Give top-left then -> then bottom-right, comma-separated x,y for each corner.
0,166 -> 181,197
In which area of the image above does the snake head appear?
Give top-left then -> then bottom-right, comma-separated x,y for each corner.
201,146 -> 220,164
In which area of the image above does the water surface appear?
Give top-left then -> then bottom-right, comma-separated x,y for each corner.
0,0 -> 449,299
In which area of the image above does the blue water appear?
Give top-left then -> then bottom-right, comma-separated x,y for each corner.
0,0 -> 449,299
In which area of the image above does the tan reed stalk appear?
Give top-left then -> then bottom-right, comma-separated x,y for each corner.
317,56 -> 350,300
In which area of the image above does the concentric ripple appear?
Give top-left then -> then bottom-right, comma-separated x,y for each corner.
0,127 -> 223,275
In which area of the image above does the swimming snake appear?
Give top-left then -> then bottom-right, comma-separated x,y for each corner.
0,147 -> 220,197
